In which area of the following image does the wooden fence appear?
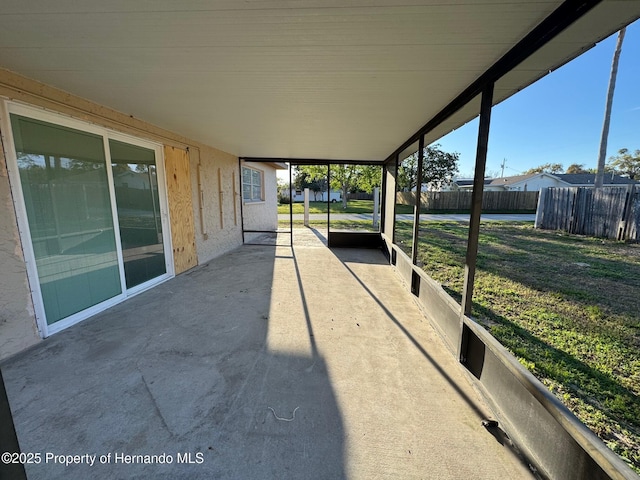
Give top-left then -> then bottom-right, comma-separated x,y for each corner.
396,190 -> 539,212
347,192 -> 374,200
535,186 -> 639,241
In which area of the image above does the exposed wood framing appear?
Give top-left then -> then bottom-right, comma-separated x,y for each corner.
194,148 -> 208,240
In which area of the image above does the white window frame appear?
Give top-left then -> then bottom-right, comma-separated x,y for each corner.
0,100 -> 175,337
242,165 -> 264,203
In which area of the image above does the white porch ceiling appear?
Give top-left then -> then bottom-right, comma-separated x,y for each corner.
0,1 -> 639,162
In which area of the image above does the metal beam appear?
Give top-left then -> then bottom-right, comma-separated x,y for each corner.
411,136 -> 425,265
380,165 -> 387,234
240,157 -> 383,166
459,84 -> 494,361
385,0 -> 601,164
289,162 -> 293,246
393,154 -> 399,244
327,163 -> 331,235
238,158 -> 245,244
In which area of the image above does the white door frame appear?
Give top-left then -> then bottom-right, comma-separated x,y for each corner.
0,100 -> 175,337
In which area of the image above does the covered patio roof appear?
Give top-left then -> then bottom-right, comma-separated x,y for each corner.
0,1 -> 638,162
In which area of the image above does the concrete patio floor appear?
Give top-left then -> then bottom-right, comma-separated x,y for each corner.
1,239 -> 535,479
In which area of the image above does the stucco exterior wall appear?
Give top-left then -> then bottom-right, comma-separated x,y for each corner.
0,143 -> 40,360
0,68 -> 244,359
241,162 -> 279,232
190,146 -> 243,264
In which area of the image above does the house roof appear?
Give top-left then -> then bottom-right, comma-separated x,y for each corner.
488,173 -> 539,186
0,2 -> 639,162
261,162 -> 289,171
555,173 -> 638,185
485,172 -> 638,187
454,179 -> 493,187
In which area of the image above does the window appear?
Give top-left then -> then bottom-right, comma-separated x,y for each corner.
242,166 -> 263,202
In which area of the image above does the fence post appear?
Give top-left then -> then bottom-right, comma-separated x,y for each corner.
534,188 -> 547,229
619,184 -> 634,240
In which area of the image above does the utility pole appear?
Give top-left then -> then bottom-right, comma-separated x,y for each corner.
500,159 -> 506,178
595,27 -> 626,189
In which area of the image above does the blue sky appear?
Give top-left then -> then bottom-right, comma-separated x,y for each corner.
437,19 -> 640,178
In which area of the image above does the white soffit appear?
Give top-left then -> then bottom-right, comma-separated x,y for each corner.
0,1 -> 638,162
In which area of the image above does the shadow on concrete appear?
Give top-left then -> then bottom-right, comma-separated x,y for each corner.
292,226 -> 327,247
330,247 -> 486,420
1,246 -> 345,480
330,247 -> 539,477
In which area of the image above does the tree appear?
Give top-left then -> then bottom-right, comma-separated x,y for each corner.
355,165 -> 382,194
595,27 -> 626,189
294,164 -> 381,209
332,165 -> 359,209
565,163 -> 589,174
608,148 -> 640,179
523,163 -> 564,174
293,167 -> 326,200
397,144 -> 459,191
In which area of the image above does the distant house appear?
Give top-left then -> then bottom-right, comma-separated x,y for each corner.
454,173 -> 638,192
448,178 -> 494,191
287,189 -> 343,203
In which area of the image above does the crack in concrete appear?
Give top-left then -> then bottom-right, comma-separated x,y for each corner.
139,371 -> 174,438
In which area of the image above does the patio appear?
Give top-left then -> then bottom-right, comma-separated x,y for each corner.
1,239 -> 533,479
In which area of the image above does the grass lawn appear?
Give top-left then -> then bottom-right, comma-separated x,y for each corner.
278,219 -> 379,231
395,221 -> 640,472
277,200 -> 413,214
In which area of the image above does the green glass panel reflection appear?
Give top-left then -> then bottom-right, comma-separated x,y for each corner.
10,114 -> 122,324
109,140 -> 166,288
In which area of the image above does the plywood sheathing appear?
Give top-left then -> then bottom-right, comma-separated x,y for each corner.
164,146 -> 197,275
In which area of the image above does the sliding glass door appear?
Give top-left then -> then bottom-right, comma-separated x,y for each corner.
6,105 -> 172,333
11,115 -> 122,325
110,139 -> 166,289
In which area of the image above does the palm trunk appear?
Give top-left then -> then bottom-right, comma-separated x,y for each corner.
595,28 -> 626,189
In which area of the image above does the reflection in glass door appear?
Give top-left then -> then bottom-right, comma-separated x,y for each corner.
109,139 -> 166,289
10,114 -> 122,325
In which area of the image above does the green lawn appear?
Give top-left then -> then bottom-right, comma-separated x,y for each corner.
278,219 -> 379,231
277,200 -> 413,214
394,221 -> 640,473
